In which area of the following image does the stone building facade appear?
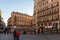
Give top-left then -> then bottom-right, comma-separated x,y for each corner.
0,10 -> 6,31
7,12 -> 34,33
34,0 -> 60,33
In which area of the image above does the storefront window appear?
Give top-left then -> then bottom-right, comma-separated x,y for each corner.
49,22 -> 52,26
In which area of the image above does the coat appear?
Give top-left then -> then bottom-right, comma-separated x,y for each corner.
16,32 -> 20,37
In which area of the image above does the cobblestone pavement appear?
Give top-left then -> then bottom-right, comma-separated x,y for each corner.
0,33 -> 60,40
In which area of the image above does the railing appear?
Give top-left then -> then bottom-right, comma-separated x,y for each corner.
37,11 -> 59,18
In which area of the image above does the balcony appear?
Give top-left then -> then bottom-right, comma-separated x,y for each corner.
37,4 -> 59,14
37,11 -> 59,18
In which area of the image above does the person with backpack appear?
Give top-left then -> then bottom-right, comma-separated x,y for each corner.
16,30 -> 20,40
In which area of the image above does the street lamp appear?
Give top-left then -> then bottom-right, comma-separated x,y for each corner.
14,26 -> 16,29
14,26 -> 16,30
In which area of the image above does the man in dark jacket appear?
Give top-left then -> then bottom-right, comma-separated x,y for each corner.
13,30 -> 16,40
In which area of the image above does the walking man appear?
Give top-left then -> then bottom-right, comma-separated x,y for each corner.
13,30 -> 16,40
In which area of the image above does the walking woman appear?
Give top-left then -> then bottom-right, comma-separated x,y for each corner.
16,30 -> 20,40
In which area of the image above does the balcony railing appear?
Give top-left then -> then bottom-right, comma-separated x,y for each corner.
37,18 -> 59,23
37,11 -> 59,18
37,4 -> 59,13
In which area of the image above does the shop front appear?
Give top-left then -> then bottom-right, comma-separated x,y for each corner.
52,23 -> 58,34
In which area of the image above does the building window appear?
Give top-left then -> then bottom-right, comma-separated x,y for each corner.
55,15 -> 59,20
41,24 -> 43,26
52,9 -> 55,14
48,10 -> 51,14
51,10 -> 53,14
43,17 -> 46,21
53,2 -> 59,7
48,5 -> 52,9
48,22 -> 52,26
55,8 -> 58,13
43,2 -> 44,6
38,24 -> 40,26
48,0 -> 52,3
46,17 -> 49,21
14,16 -> 17,24
48,16 -> 52,21
45,11 -> 47,15
52,8 -> 59,14
43,0 -> 45,1
43,12 -> 45,16
57,2 -> 59,6
42,8 -> 44,11
52,15 -> 59,21
44,23 -> 47,26
52,0 -> 55,2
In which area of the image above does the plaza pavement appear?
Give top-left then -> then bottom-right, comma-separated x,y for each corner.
0,33 -> 60,40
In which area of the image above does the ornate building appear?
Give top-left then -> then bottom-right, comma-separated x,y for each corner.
0,10 -> 6,31
34,0 -> 60,33
7,12 -> 34,33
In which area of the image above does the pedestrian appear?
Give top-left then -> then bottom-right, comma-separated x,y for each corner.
16,30 -> 20,40
13,30 -> 16,40
23,31 -> 26,34
4,28 -> 7,35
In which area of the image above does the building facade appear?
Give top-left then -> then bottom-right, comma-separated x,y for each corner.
34,0 -> 60,33
0,10 -> 6,31
7,12 -> 34,33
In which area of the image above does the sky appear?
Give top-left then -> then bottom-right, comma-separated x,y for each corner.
0,0 -> 34,25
